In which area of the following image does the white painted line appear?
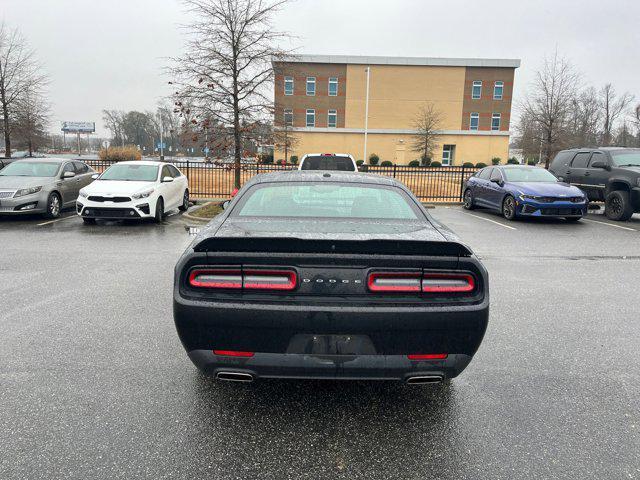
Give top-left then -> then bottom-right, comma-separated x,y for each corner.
582,218 -> 637,232
37,216 -> 76,227
457,211 -> 517,230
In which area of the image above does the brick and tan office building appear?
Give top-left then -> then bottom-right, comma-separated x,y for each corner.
273,55 -> 520,165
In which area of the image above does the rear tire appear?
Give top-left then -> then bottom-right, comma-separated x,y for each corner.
463,189 -> 474,210
82,217 -> 96,225
178,189 -> 189,212
502,195 -> 517,220
154,198 -> 164,223
44,192 -> 61,219
605,190 -> 633,221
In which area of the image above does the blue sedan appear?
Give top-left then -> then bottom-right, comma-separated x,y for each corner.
463,165 -> 588,221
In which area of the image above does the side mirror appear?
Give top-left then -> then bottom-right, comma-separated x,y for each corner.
91,173 -> 99,180
590,161 -> 610,170
162,176 -> 174,183
222,200 -> 230,210
62,171 -> 76,179
490,177 -> 503,185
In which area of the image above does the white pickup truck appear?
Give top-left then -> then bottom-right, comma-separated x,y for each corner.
298,153 -> 358,172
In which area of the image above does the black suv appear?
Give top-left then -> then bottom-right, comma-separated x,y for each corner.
550,148 -> 640,221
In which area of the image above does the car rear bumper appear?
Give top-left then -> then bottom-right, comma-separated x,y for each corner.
77,199 -> 153,219
188,350 -> 473,381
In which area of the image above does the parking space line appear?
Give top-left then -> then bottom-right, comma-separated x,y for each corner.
582,218 -> 637,232
37,216 -> 76,227
457,211 -> 517,230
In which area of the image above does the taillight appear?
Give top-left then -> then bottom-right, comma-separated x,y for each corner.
243,270 -> 297,291
367,271 -> 476,294
367,272 -> 422,292
421,273 -> 475,293
188,267 -> 297,291
407,353 -> 448,360
213,350 -> 254,357
189,269 -> 242,289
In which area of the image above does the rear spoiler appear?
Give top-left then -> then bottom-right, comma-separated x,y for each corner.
193,237 -> 473,257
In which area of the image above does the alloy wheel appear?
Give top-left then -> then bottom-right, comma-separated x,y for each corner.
49,195 -> 60,217
464,190 -> 472,209
503,197 -> 515,219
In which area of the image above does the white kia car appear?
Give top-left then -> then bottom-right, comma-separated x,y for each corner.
76,161 -> 189,224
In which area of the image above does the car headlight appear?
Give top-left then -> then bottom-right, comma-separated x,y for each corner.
132,189 -> 154,199
14,186 -> 42,198
79,189 -> 88,198
519,194 -> 542,201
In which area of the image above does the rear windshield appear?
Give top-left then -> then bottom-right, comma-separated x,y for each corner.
610,150 -> 640,167
300,156 -> 356,172
233,183 -> 419,220
0,161 -> 60,177
503,168 -> 558,182
100,164 -> 158,182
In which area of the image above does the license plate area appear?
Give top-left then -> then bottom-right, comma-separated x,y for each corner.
286,334 -> 376,355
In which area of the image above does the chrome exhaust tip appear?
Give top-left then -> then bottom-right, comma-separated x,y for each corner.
216,371 -> 254,383
406,375 -> 444,385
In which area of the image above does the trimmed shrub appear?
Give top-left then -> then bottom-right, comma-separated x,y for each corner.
408,160 -> 420,167
491,157 -> 501,165
430,161 -> 442,168
507,158 -> 519,165
261,154 -> 274,164
420,154 -> 432,167
369,153 -> 380,165
462,162 -> 475,168
475,162 -> 487,168
356,159 -> 364,166
381,160 -> 393,166
99,145 -> 141,162
527,159 -> 537,166
290,155 -> 299,165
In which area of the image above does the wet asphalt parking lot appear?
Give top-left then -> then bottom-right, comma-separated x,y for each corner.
1,206 -> 639,479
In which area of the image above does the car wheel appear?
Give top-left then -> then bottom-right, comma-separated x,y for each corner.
178,189 -> 189,212
605,190 -> 634,221
502,195 -> 517,220
463,189 -> 474,210
154,197 -> 165,223
44,192 -> 61,219
82,217 -> 96,225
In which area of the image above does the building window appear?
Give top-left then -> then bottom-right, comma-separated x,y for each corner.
472,80 -> 482,100
442,145 -> 455,166
306,109 -> 315,127
470,113 -> 479,131
491,113 -> 501,131
494,81 -> 504,100
328,77 -> 338,96
306,77 -> 316,96
284,109 -> 293,127
327,110 -> 337,128
284,76 -> 294,96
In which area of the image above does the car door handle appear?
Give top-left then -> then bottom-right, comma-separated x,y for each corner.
584,172 -> 590,176
565,171 -> 571,175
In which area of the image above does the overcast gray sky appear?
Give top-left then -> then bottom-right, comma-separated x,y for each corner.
4,0 -> 639,136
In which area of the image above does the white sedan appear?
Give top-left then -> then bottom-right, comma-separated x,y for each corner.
76,161 -> 189,224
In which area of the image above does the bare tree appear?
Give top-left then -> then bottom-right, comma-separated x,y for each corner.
568,87 -> 600,148
13,85 -> 50,155
521,52 -> 579,168
599,83 -> 634,146
273,123 -> 298,163
411,103 -> 444,165
0,23 -> 47,157
169,0 -> 290,187
102,109 -> 125,146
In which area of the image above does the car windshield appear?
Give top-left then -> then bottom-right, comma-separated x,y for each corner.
0,161 -> 60,177
301,156 -> 356,171
100,164 -> 158,182
610,150 -> 640,167
503,168 -> 558,182
234,183 -> 419,219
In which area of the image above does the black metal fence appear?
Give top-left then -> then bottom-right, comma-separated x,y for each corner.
83,160 -> 479,202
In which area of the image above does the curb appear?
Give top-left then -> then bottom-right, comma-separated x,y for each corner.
182,202 -> 220,223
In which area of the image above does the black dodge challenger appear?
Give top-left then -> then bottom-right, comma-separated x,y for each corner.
174,171 -> 489,384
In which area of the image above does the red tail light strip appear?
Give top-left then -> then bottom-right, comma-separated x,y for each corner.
189,269 -> 242,289
243,270 -> 297,291
213,350 -> 255,357
407,353 -> 448,360
367,272 -> 476,294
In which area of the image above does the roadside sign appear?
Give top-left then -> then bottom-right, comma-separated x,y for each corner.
157,142 -> 167,149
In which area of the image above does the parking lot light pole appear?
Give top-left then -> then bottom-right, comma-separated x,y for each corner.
363,66 -> 371,164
